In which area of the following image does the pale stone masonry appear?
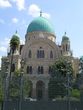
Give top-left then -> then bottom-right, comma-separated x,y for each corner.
1,16 -> 79,100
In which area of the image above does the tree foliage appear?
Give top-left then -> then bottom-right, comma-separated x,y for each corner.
10,34 -> 20,53
48,78 -> 66,99
9,74 -> 20,99
71,89 -> 80,99
79,56 -> 83,74
23,77 -> 32,98
51,58 -> 73,78
48,57 -> 73,99
74,56 -> 83,89
9,71 -> 31,100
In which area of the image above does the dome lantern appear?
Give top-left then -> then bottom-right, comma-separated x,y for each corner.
62,32 -> 69,43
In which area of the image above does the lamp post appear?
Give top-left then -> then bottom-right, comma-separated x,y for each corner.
19,59 -> 24,110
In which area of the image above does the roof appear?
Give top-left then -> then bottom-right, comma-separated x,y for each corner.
27,16 -> 55,35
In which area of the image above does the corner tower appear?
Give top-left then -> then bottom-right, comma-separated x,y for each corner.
61,32 -> 72,56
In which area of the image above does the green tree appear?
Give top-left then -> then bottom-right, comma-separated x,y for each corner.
79,56 -> 83,74
23,77 -> 32,98
48,78 -> 66,99
73,56 -> 83,90
48,57 -> 73,99
9,73 -> 20,99
9,71 -> 31,100
71,89 -> 80,99
51,58 -> 73,78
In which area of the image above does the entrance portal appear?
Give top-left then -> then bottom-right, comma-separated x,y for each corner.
36,81 -> 45,100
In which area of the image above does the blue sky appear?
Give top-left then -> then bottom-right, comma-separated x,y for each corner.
0,0 -> 83,66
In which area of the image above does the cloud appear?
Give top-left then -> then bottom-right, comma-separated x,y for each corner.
12,18 -> 18,23
0,0 -> 12,8
42,13 -> 51,19
12,0 -> 25,11
0,19 -> 5,24
28,4 -> 51,19
28,4 -> 40,17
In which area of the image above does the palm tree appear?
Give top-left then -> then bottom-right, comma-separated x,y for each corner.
10,31 -> 20,54
10,31 -> 20,74
8,31 -> 20,99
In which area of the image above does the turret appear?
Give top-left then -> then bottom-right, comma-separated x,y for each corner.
61,32 -> 72,56
9,31 -> 21,73
10,31 -> 20,55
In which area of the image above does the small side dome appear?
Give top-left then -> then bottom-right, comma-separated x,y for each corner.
62,32 -> 69,43
10,31 -> 20,49
12,30 -> 20,38
27,16 -> 55,35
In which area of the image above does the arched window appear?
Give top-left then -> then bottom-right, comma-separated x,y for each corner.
27,66 -> 32,74
37,50 -> 39,58
49,66 -> 52,74
41,66 -> 43,74
28,50 -> 32,58
61,50 -> 62,55
37,50 -> 44,58
50,51 -> 53,58
63,45 -> 65,52
30,66 -> 32,74
66,44 -> 68,51
38,66 -> 41,74
38,66 -> 43,74
68,44 -> 70,51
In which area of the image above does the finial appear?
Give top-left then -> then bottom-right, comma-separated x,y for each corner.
64,32 -> 66,35
40,10 -> 42,17
15,30 -> 17,34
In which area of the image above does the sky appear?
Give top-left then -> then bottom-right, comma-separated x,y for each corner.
0,0 -> 83,66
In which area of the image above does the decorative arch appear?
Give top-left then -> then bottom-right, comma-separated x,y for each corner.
36,80 -> 45,100
28,50 -> 32,58
50,50 -> 53,58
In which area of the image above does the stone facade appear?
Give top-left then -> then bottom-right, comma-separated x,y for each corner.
1,16 -> 79,100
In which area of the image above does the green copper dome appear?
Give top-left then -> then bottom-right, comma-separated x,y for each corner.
12,31 -> 20,38
62,32 -> 69,43
27,17 -> 55,34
